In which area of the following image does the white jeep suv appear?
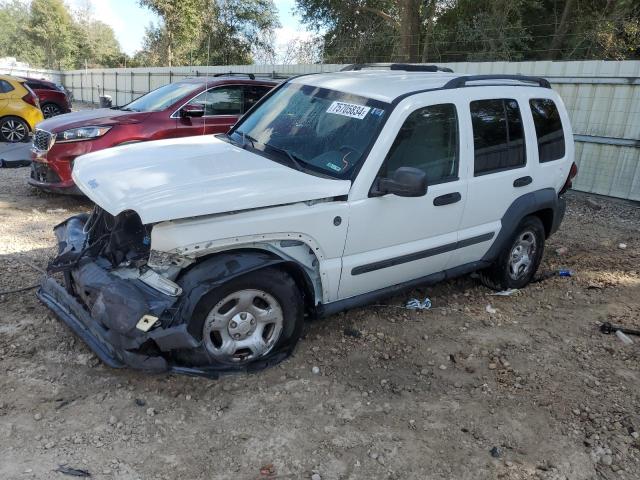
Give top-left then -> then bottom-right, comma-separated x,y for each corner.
39,65 -> 578,377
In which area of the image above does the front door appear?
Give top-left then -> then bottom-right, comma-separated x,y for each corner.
339,100 -> 469,300
176,85 -> 245,137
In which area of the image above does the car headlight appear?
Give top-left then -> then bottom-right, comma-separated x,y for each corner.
56,126 -> 111,143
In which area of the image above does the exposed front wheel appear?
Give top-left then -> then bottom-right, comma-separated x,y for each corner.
175,268 -> 304,370
0,116 -> 29,143
479,216 -> 546,291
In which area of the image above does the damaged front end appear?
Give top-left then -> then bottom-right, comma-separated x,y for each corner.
38,208 -> 202,374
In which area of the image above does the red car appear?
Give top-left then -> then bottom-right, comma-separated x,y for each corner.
29,75 -> 276,194
23,77 -> 72,118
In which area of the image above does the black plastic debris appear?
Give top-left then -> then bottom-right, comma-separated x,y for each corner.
343,327 -> 362,338
600,322 -> 640,337
135,398 -> 146,407
489,446 -> 503,458
55,465 -> 91,477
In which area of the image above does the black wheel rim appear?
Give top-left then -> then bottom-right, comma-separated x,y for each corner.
42,104 -> 61,118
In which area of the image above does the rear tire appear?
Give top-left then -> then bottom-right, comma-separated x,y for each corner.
0,116 -> 29,143
174,267 -> 304,370
479,216 -> 545,291
41,103 -> 62,118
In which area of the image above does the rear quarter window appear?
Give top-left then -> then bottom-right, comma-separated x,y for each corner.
529,98 -> 565,162
0,80 -> 15,93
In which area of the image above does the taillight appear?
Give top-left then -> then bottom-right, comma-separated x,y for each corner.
560,162 -> 578,195
22,84 -> 40,108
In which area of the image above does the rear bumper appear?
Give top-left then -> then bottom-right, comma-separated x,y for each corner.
550,195 -> 567,236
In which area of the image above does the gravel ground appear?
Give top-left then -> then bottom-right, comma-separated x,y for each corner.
1,165 -> 639,480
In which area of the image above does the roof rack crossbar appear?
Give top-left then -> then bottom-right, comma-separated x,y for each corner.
213,72 -> 256,80
340,63 -> 454,73
443,74 -> 551,89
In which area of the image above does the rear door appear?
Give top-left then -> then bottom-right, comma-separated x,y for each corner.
453,89 -> 538,267
338,98 -> 469,300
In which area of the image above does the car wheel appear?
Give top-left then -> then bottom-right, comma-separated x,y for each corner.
41,103 -> 62,118
479,216 -> 545,291
0,116 -> 29,143
175,267 -> 304,370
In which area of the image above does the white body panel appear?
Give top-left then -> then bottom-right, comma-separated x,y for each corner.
72,135 -> 351,224
71,71 -> 575,308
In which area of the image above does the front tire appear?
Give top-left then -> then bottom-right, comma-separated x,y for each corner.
0,116 -> 29,143
479,216 -> 545,291
175,267 -> 304,370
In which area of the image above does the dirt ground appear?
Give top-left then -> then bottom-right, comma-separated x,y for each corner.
1,165 -> 639,480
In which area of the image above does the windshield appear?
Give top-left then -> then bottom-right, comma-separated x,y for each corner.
229,83 -> 389,178
122,82 -> 201,112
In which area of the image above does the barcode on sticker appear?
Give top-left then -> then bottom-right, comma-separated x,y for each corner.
326,101 -> 370,119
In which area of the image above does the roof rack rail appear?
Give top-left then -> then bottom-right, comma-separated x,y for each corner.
340,63 -> 454,73
443,74 -> 551,89
213,72 -> 256,80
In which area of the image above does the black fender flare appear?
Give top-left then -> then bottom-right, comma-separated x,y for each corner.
482,188 -> 566,263
173,250 -> 288,327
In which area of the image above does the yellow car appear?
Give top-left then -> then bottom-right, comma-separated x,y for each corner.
0,74 -> 44,143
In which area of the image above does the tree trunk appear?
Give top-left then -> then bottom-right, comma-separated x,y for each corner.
549,0 -> 575,59
398,0 -> 421,62
421,0 -> 437,62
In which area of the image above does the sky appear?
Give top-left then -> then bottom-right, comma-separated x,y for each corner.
68,0 -> 313,57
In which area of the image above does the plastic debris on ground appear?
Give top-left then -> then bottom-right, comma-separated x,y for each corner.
489,289 -> 519,296
485,305 -> 497,314
616,330 -> 634,345
54,465 -> 91,477
405,297 -> 432,310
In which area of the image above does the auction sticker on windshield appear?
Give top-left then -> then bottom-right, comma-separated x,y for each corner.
326,101 -> 371,119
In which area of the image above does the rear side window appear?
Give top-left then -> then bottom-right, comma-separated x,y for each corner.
471,99 -> 526,176
383,103 -> 459,184
530,98 -> 565,162
0,80 -> 14,93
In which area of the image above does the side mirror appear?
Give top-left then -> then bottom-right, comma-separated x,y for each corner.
180,104 -> 205,118
372,167 -> 427,197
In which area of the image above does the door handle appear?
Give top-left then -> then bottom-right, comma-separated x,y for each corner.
433,192 -> 461,206
513,176 -> 533,187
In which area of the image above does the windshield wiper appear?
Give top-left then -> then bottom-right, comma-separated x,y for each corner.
262,143 -> 306,173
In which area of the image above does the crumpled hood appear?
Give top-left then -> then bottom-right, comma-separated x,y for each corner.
72,135 -> 351,224
37,108 -> 150,133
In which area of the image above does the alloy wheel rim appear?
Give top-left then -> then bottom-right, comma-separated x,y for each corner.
509,230 -> 537,280
42,104 -> 60,118
203,289 -> 284,364
1,120 -> 26,142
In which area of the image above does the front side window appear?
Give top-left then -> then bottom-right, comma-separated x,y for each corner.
187,85 -> 244,115
382,103 -> 459,184
229,83 -> 389,179
471,99 -> 526,176
530,98 -> 565,162
123,82 -> 202,112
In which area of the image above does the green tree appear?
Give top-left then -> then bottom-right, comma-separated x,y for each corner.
0,0 -> 43,66
138,0 -> 205,67
27,0 -> 76,69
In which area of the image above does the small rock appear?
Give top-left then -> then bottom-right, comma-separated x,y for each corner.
146,407 -> 156,417
33,413 -> 42,421
311,366 -> 320,375
135,398 -> 146,407
485,305 -> 497,315
377,455 -> 385,465
108,415 -> 117,425
490,446 -> 502,458
601,454 -> 613,466
311,474 -> 322,480
555,247 -> 568,256
44,441 -> 56,449
618,243 -> 627,250
488,363 -> 497,370
631,431 -> 639,439
369,452 -> 379,460
572,408 -> 581,416
438,364 -> 447,371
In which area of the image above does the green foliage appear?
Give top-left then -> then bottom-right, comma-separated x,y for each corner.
296,0 -> 640,63
0,0 -> 125,69
136,0 -> 280,66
